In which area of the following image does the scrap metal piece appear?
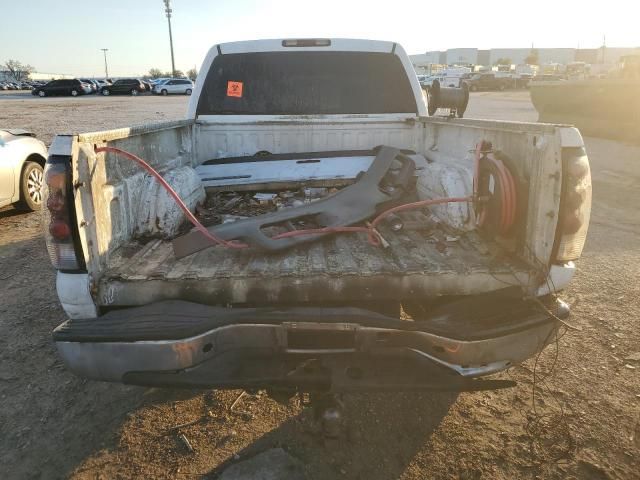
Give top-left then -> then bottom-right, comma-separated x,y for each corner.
173,146 -> 415,256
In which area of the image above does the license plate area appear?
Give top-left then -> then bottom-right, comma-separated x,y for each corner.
282,322 -> 357,353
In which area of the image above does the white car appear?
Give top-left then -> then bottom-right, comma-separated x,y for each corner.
0,129 -> 48,210
80,82 -> 94,94
152,78 -> 194,95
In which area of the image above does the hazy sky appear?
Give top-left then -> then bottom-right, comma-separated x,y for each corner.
0,0 -> 636,77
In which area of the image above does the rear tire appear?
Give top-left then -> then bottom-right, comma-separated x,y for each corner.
16,161 -> 44,211
102,89 -> 110,96
161,89 -> 168,96
38,90 -> 46,97
71,90 -> 78,97
185,88 -> 192,95
131,89 -> 138,96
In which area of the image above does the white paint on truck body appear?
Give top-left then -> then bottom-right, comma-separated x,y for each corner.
56,272 -> 97,319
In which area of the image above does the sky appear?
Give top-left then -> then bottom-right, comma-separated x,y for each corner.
0,0 -> 637,77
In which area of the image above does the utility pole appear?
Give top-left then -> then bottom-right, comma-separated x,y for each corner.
100,48 -> 109,79
164,0 -> 176,76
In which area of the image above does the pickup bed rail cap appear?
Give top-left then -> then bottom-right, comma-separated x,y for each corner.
419,116 -> 560,134
77,119 -> 194,144
195,113 -> 419,125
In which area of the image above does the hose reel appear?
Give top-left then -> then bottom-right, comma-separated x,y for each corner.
473,141 -> 518,237
427,79 -> 470,118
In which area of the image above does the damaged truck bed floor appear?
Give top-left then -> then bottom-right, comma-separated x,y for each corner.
100,227 -> 529,307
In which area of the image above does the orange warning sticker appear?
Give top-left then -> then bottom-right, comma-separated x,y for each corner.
227,81 -> 243,97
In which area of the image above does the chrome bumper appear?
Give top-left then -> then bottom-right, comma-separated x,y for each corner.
55,317 -> 559,386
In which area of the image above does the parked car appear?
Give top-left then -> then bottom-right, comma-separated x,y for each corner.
79,79 -> 98,93
465,73 -> 511,91
95,79 -> 110,90
100,78 -> 146,96
80,82 -> 94,94
419,71 -> 468,91
0,129 -> 48,210
515,73 -> 533,89
533,74 -> 566,82
32,79 -> 87,97
46,39 -> 591,398
152,78 -> 194,95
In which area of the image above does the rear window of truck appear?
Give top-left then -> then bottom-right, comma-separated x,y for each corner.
196,51 -> 417,115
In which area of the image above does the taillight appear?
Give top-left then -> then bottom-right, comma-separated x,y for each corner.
43,157 -> 84,270
553,148 -> 592,262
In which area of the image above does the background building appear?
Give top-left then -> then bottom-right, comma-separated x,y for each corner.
410,46 -> 640,72
445,48 -> 478,65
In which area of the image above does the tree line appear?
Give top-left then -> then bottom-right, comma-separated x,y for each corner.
146,68 -> 197,80
2,60 -> 35,82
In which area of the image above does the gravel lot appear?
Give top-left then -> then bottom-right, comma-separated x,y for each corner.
0,91 -> 638,479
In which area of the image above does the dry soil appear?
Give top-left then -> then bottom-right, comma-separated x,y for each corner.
0,91 -> 638,479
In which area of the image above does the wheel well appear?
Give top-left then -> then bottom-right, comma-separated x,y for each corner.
17,154 -> 45,202
25,153 -> 46,169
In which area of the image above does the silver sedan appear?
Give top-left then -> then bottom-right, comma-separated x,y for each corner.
0,129 -> 48,211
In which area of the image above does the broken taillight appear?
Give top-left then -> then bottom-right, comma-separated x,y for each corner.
553,148 -> 592,262
43,157 -> 84,270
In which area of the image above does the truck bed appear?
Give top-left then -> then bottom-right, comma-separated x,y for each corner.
99,222 -> 529,307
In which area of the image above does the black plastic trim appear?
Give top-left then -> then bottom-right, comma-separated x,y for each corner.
122,351 -> 516,393
52,292 -> 567,344
201,148 -> 417,166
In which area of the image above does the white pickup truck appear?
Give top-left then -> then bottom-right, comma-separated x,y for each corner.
45,39 -> 591,393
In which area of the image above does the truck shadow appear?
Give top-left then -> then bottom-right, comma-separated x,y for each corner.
206,391 -> 459,480
0,229 -> 458,479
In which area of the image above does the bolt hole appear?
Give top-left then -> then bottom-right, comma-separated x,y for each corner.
202,343 -> 213,353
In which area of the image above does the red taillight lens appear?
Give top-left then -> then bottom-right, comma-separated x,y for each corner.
554,149 -> 592,262
49,220 -> 71,239
43,158 -> 83,270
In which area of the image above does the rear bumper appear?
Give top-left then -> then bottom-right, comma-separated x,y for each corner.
53,295 -> 568,392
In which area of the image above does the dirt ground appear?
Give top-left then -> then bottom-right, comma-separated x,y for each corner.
0,91 -> 638,480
